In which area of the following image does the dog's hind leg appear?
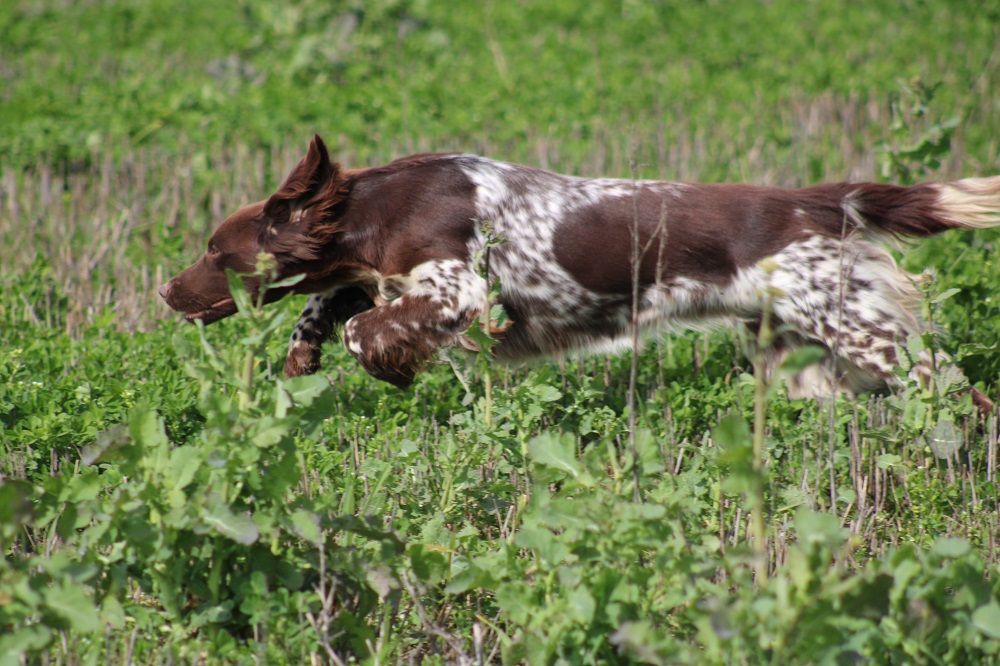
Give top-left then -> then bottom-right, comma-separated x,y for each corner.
766,236 -> 925,395
764,235 -> 989,409
284,286 -> 374,377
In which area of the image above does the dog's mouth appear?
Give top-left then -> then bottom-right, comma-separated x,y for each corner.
184,297 -> 237,324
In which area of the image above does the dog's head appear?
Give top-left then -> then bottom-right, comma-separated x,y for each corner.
160,135 -> 349,323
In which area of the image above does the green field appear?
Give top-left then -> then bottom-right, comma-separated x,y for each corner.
2,0 -> 1000,663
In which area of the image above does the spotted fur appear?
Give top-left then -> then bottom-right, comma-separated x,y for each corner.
160,135 -> 999,408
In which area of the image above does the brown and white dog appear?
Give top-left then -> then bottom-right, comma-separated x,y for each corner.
160,135 -> 999,407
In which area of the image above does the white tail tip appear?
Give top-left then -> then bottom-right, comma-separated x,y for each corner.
936,176 -> 1000,229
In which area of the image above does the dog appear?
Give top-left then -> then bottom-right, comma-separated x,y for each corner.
160,135 -> 998,409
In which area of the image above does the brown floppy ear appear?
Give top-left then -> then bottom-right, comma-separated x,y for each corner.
261,135 -> 349,264
264,134 -> 343,219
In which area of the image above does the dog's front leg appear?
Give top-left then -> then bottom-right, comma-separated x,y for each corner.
284,286 -> 374,377
342,259 -> 486,387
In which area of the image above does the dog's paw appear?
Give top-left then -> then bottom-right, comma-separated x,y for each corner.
284,342 -> 322,378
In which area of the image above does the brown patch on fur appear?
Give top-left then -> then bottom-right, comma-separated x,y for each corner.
553,181 -> 955,300
554,184 -> 821,295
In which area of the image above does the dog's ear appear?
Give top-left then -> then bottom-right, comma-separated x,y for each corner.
261,135 -> 349,264
264,134 -> 342,219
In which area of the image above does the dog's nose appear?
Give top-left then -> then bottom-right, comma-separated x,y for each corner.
158,282 -> 172,301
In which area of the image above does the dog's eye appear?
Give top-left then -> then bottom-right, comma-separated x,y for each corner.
207,243 -> 220,256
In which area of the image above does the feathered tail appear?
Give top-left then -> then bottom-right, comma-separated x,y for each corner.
841,176 -> 1000,237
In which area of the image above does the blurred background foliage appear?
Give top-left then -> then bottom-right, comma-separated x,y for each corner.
2,0 -> 998,176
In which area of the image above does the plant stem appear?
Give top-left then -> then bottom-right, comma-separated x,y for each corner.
751,289 -> 772,584
481,245 -> 494,427
627,149 -> 642,502
483,368 -> 493,428
240,350 -> 254,409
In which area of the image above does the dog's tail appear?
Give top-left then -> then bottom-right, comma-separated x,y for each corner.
837,176 -> 1000,237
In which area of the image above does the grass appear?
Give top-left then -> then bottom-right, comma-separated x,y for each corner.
1,0 -> 1000,663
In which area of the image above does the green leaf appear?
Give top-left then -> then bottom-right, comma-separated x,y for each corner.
445,561 -> 496,594
63,472 -> 102,503
225,268 -> 252,314
489,302 -> 510,326
516,522 -> 569,565
202,501 -> 259,545
530,383 -> 562,402
566,585 -> 596,624
779,345 -> 826,374
634,427 -> 661,467
0,626 -> 53,663
365,566 -> 397,600
267,272 -> 306,290
167,445 -> 202,492
877,453 -> 902,470
101,595 -> 126,630
43,580 -> 101,633
713,414 -> 751,450
56,504 -> 79,539
0,480 -> 34,528
496,582 -> 534,625
289,509 -> 322,545
931,287 -> 961,304
129,406 -> 167,448
715,415 -> 757,492
80,423 -> 131,465
794,508 -> 848,550
972,601 -> 1000,639
282,373 -> 330,407
931,537 -> 971,558
610,621 -> 664,663
526,433 -> 581,478
408,544 -> 450,585
463,321 -> 495,353
925,419 -> 961,459
188,602 -> 233,629
250,416 -> 289,448
906,333 -> 925,359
